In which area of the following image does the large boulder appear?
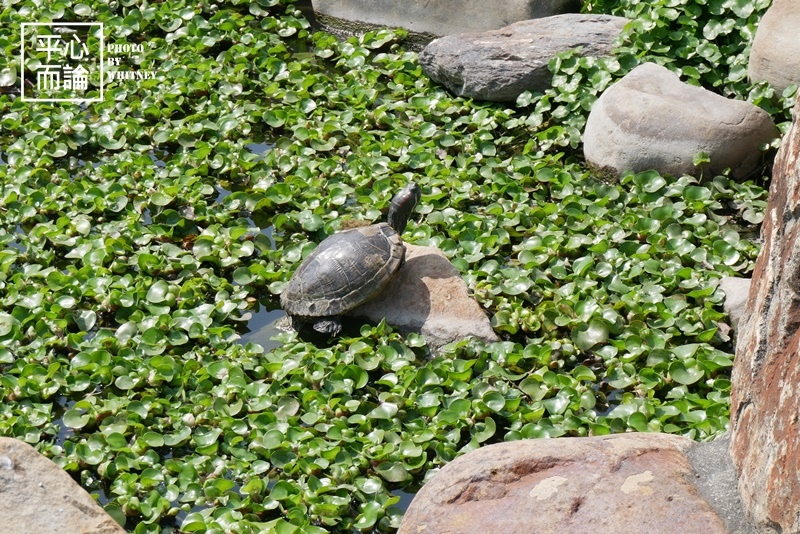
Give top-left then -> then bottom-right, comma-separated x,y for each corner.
349,244 -> 498,350
730,95 -> 800,532
583,62 -> 778,179
311,0 -> 581,38
419,14 -> 628,102
398,433 -> 744,534
0,437 -> 125,534
748,0 -> 800,94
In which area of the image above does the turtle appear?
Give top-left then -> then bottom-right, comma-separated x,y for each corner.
280,182 -> 421,336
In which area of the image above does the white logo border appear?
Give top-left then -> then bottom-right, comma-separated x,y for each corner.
20,21 -> 105,103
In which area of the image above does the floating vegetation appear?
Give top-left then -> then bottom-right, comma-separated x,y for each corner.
0,0 -> 795,532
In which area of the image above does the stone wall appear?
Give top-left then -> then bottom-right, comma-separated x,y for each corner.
729,95 -> 800,532
312,0 -> 580,37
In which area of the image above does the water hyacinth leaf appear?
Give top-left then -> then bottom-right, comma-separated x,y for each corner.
573,318 -> 610,351
542,395 -> 569,415
483,391 -> 506,412
146,280 -> 170,303
356,477 -> 383,494
0,313 -> 14,336
354,502 -> 383,530
684,186 -> 711,201
63,409 -> 90,429
73,310 -> 97,331
472,417 -> 497,442
0,68 -> 16,86
571,365 -> 596,382
141,328 -> 165,345
233,267 -> 253,285
634,170 -> 666,193
192,428 -> 222,448
628,412 -> 649,432
374,462 -> 410,483
669,359 -> 705,385
368,403 -> 398,420
98,134 -> 126,150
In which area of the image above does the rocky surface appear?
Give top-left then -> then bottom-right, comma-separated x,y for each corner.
0,437 -> 125,534
583,62 -> 778,179
419,14 -> 627,102
720,276 -> 752,332
349,244 -> 498,350
686,433 -> 751,534
312,0 -> 581,38
748,0 -> 800,94
398,433 -> 735,534
730,95 -> 800,532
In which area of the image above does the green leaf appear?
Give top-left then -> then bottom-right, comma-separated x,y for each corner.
368,403 -> 398,420
483,391 -> 506,412
74,310 -> 97,331
63,409 -> 90,429
354,502 -> 382,530
146,280 -> 170,303
0,68 -> 16,87
374,462 -> 410,483
573,318 -> 609,351
669,360 -> 705,385
0,313 -> 14,336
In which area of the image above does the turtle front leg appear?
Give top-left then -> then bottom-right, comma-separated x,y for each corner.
313,316 -> 342,336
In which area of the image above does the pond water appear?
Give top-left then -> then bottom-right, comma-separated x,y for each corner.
245,141 -> 273,161
6,224 -> 26,253
235,305 -> 287,353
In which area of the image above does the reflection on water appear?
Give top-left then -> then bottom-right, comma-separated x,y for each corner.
245,142 -> 274,161
214,184 -> 232,203
148,150 -> 167,167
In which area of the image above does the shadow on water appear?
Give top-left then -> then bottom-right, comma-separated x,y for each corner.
236,303 -> 287,353
393,488 -> 417,513
294,0 -> 317,26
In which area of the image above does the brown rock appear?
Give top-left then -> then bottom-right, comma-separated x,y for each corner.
349,244 -> 498,349
730,95 -> 800,532
399,434 -> 729,534
0,437 -> 125,534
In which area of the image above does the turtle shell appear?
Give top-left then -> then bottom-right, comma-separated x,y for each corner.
280,222 -> 405,319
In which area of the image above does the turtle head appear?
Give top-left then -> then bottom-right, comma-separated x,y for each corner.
387,182 -> 421,235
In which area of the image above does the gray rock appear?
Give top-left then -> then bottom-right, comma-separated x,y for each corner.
583,62 -> 778,179
419,14 -> 628,102
349,244 -> 498,350
312,0 -> 581,38
730,91 -> 800,532
749,0 -> 800,94
398,433 -> 732,534
0,437 -> 125,534
686,433 -> 751,534
719,276 -> 751,331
